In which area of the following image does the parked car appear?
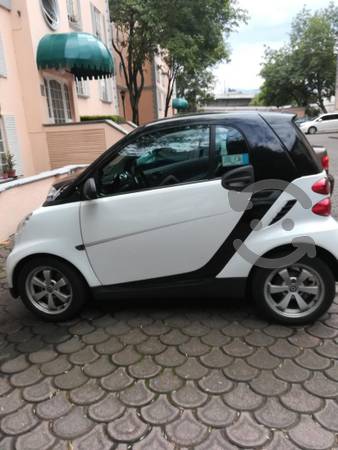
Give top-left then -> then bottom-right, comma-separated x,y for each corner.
299,113 -> 338,134
6,112 -> 338,324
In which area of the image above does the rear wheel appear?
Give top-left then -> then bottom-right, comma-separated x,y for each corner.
252,256 -> 335,325
308,126 -> 317,134
18,256 -> 88,321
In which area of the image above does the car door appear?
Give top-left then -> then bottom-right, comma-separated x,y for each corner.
80,123 -> 253,285
317,115 -> 332,132
330,114 -> 338,132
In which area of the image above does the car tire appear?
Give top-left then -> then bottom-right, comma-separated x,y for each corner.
251,255 -> 335,325
308,126 -> 317,135
17,256 -> 88,322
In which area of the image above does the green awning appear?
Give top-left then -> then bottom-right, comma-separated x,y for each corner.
36,32 -> 114,80
173,98 -> 189,110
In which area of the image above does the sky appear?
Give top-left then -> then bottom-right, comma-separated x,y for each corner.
213,0 -> 330,95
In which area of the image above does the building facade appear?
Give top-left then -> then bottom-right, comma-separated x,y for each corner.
0,0 -> 119,178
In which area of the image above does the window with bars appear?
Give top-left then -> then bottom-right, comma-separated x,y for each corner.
66,0 -> 81,29
100,78 -> 112,103
44,78 -> 72,124
76,79 -> 89,98
92,5 -> 103,41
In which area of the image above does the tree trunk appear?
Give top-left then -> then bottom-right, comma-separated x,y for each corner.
317,97 -> 327,113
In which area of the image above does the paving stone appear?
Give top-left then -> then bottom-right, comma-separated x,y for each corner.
0,377 -> 11,396
269,339 -> 301,358
72,424 -> 113,450
1,405 -> 38,435
223,358 -> 259,381
179,337 -> 210,356
241,317 -> 268,329
315,400 -> 338,432
222,338 -> 254,357
274,359 -> 310,383
133,427 -> 174,450
118,329 -> 147,345
160,329 -> 189,345
198,369 -> 233,394
250,370 -> 289,396
54,406 -> 93,440
182,323 -> 209,337
247,348 -> 280,370
175,358 -> 209,380
56,336 -> 84,353
304,371 -> 338,398
325,360 -> 338,381
69,380 -> 105,405
7,328 -> 33,343
136,336 -> 166,355
0,389 -> 23,416
15,421 -> 56,450
107,409 -> 149,442
166,410 -> 209,447
200,348 -> 233,369
127,315 -> 153,328
82,329 -> 110,345
112,345 -> 142,366
296,349 -> 331,370
69,321 -> 95,336
142,320 -> 170,336
149,368 -> 184,393
54,366 -> 88,390
288,332 -> 321,348
226,412 -> 270,448
1,355 -> 29,374
264,325 -> 294,338
254,397 -> 298,429
200,329 -> 231,346
69,346 -> 99,365
164,315 -> 190,328
221,322 -> 250,337
280,384 -> 323,413
0,437 -> 14,450
22,378 -> 55,402
245,330 -> 275,347
10,365 -> 42,387
128,356 -> 161,379
140,395 -> 180,425
120,380 -> 155,407
324,314 -> 338,329
307,323 -> 338,339
101,367 -> 133,392
43,328 -> 70,344
223,382 -> 264,411
84,355 -> 116,377
154,346 -> 186,367
36,392 -> 72,420
200,314 -> 229,329
195,430 -> 238,450
88,393 -> 126,422
106,321 -> 131,336
95,336 -> 124,355
28,348 -> 58,364
17,336 -> 45,353
40,355 -> 71,376
264,432 -> 301,450
289,415 -> 335,450
316,340 -> 338,359
197,396 -> 236,427
92,313 -> 116,328
171,380 -> 208,408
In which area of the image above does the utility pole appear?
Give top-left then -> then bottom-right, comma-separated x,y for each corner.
335,29 -> 338,111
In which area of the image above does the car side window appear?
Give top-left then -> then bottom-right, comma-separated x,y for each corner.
214,126 -> 250,177
98,125 -> 210,196
321,115 -> 330,121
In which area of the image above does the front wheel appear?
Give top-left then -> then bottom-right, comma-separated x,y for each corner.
251,256 -> 335,325
18,256 -> 88,321
308,126 -> 317,135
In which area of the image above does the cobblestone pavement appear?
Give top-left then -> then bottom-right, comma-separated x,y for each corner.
0,133 -> 337,450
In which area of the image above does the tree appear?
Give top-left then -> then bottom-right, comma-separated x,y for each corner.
258,2 -> 338,112
176,69 -> 215,112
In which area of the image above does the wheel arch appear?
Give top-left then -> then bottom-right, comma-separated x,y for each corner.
11,253 -> 91,298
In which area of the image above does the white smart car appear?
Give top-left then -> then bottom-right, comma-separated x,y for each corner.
300,112 -> 338,134
6,112 -> 338,324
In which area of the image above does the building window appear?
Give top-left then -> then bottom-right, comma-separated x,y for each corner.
40,0 -> 60,31
0,34 -> 7,78
76,79 -> 89,98
67,0 -> 81,29
100,78 -> 112,103
0,123 -> 6,175
91,4 -> 103,41
44,78 -> 72,124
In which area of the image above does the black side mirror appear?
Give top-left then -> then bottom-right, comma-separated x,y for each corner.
82,178 -> 97,200
221,165 -> 254,191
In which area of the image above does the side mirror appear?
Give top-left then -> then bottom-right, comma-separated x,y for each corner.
82,178 -> 97,200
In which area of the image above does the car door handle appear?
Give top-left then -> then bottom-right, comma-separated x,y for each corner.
221,165 -> 254,191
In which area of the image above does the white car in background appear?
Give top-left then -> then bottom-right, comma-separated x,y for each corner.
300,113 -> 338,134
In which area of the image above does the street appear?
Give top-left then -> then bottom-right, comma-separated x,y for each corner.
0,133 -> 337,449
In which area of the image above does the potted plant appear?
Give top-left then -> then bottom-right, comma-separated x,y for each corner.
4,151 -> 15,178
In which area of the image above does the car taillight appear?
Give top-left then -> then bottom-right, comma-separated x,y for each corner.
312,178 -> 331,195
322,155 -> 329,171
312,198 -> 331,216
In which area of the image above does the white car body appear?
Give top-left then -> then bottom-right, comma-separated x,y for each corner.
300,113 -> 338,134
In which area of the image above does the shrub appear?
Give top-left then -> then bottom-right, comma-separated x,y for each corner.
80,115 -> 126,124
